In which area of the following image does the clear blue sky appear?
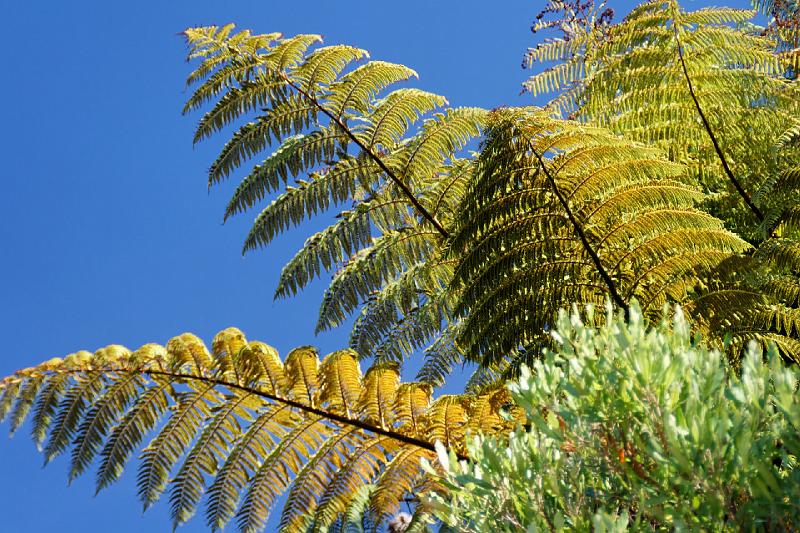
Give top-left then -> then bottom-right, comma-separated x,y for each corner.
0,1 -> 750,531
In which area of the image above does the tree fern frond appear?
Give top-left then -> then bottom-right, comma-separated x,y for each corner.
451,108 -> 749,365
237,413 -> 333,533
0,329 -> 511,530
68,372 -> 145,482
370,446 -> 433,524
312,435 -> 397,530
523,0 -> 800,240
316,228 -> 440,333
194,75 -> 289,145
416,323 -> 465,388
265,34 -> 324,71
184,28 -> 488,370
361,89 -> 448,149
231,155 -> 377,231
138,383 -> 222,510
325,61 -> 418,117
277,426 -> 366,532
271,198 -> 411,297
294,45 -> 370,90
96,379 -> 172,493
205,403 -> 294,531
44,369 -> 108,464
8,376 -> 44,436
30,372 -> 70,449
169,391 -> 260,528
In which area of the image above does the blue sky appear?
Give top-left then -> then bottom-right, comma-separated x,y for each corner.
0,0 -> 750,531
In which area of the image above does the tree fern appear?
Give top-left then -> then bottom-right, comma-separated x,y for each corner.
0,328 -> 517,531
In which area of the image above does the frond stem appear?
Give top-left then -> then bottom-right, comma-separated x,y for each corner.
40,366 -> 469,462
528,140 -> 630,318
672,24 -> 765,223
277,72 -> 451,238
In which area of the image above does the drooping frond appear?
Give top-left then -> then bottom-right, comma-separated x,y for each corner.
450,108 -> 749,364
0,328 -> 515,531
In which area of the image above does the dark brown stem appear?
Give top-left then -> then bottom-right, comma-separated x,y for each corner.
673,24 -> 764,223
278,72 -> 451,238
528,140 -> 630,318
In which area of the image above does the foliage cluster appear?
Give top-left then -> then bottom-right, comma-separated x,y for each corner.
429,304 -> 800,531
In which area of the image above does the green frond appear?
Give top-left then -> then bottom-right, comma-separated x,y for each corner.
361,89 -> 448,149
348,260 -> 453,363
183,26 -> 281,90
316,228 -> 439,333
193,75 -> 289,145
416,323 -> 465,388
523,0 -> 799,239
371,299 -> 446,366
271,198 -> 410,297
325,61 -> 418,117
451,108 -> 749,364
265,34 -> 323,71
233,155 -> 377,235
294,45 -> 370,90
388,107 -> 486,187
184,29 -> 486,372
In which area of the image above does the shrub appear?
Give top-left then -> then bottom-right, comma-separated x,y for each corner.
426,303 -> 800,531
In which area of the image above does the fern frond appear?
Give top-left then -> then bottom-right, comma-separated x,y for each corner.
325,61 -> 418,117
523,0 -> 800,239
0,329 -> 510,531
184,28 -> 487,372
451,108 -> 749,364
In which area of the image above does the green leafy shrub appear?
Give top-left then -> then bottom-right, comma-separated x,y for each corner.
426,303 -> 800,531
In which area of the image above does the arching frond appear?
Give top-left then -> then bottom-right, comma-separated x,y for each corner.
0,329 -> 508,531
184,26 -> 486,376
451,108 -> 749,364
